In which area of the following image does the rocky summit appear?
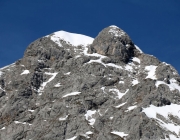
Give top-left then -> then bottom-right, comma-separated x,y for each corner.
0,25 -> 180,140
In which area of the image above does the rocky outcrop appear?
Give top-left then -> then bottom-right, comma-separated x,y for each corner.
89,26 -> 138,64
0,26 -> 180,140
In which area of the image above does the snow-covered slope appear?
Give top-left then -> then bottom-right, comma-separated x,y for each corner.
47,30 -> 94,47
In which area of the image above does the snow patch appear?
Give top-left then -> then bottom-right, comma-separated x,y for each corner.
143,104 -> 180,136
64,72 -> 71,75
83,45 -> 122,69
167,135 -> 180,140
14,121 -> 26,124
66,136 -> 77,140
125,65 -> 133,72
20,70 -> 30,75
101,87 -> 105,91
101,87 -> 106,94
111,131 -> 128,138
119,81 -> 124,84
110,116 -> 114,120
54,83 -> 62,87
80,131 -> 93,139
132,57 -> 140,63
84,110 -> 96,126
109,89 -> 129,99
87,54 -> 106,66
109,25 -> 119,28
132,79 -> 139,86
125,105 -> 137,112
62,92 -> 81,98
49,31 -> 94,47
0,71 -> 2,77
0,127 -> 5,130
59,115 -> 69,121
28,110 -> 35,112
38,72 -> 58,94
87,54 -> 123,70
106,63 -> 123,69
156,78 -> 180,92
14,121 -> 32,125
145,65 -> 157,80
0,86 -> 5,91
114,102 -> 126,108
85,131 -> 93,135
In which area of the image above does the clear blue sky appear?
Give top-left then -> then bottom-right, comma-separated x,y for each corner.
0,0 -> 180,72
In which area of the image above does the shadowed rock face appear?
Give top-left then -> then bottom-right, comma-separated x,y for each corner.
0,26 -> 180,140
89,26 -> 136,63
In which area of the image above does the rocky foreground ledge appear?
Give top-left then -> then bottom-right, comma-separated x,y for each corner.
0,26 -> 180,140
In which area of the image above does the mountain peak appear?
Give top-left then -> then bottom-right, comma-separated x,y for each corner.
0,26 -> 180,140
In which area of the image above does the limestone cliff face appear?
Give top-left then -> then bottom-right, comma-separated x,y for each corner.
0,26 -> 180,140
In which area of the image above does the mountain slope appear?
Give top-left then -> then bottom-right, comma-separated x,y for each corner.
0,25 -> 180,140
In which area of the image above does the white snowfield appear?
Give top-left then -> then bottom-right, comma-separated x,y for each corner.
49,30 -> 94,47
145,65 -> 157,80
143,104 -> 180,137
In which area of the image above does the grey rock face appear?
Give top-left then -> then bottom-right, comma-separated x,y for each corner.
0,26 -> 180,140
89,26 -> 136,63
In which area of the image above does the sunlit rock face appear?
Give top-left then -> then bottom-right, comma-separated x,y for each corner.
89,25 -> 138,63
0,26 -> 180,140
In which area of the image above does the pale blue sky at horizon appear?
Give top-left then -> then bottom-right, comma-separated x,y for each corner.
0,1 -> 180,72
